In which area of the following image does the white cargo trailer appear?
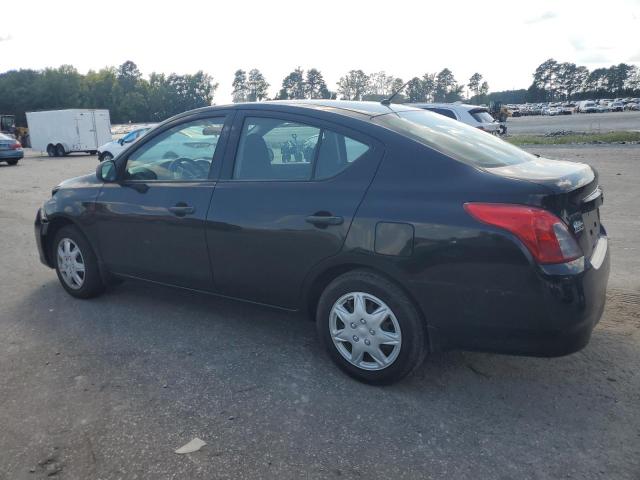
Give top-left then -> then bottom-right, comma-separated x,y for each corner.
26,109 -> 112,156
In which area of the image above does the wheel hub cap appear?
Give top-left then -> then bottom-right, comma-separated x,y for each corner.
329,292 -> 402,371
56,238 -> 85,290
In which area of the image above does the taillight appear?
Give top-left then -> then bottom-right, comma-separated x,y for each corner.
464,203 -> 583,264
10,142 -> 21,150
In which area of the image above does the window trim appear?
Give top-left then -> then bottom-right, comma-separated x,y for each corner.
221,109 -> 377,183
114,111 -> 234,183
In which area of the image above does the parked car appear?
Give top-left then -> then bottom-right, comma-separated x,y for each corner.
0,132 -> 23,165
579,101 -> 598,113
35,101 -> 610,385
609,101 -> 624,112
624,102 -> 639,111
409,103 -> 501,134
98,126 -> 154,162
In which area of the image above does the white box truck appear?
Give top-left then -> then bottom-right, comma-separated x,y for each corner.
26,109 -> 112,157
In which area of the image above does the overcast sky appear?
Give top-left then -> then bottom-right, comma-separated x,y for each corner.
1,0 -> 639,103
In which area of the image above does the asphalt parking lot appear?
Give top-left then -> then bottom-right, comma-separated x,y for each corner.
508,111 -> 640,135
1,146 -> 639,479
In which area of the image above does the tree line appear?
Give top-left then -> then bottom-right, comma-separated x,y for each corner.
0,61 -> 217,126
2,58 -> 639,127
488,59 -> 640,105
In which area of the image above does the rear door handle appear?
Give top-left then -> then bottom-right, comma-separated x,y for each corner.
305,215 -> 344,226
169,204 -> 195,216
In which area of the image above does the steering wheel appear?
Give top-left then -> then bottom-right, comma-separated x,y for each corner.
168,157 -> 202,179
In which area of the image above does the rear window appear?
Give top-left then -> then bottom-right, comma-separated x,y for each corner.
469,109 -> 495,123
0,133 -> 12,140
425,108 -> 457,120
374,110 -> 536,168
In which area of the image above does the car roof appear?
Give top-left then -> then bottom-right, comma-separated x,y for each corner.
180,100 -> 423,123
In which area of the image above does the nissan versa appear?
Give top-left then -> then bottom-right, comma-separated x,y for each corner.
35,101 -> 610,384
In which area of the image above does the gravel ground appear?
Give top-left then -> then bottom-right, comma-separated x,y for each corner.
507,111 -> 640,135
0,147 -> 638,479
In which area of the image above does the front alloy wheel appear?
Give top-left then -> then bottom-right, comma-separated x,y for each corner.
52,225 -> 104,299
56,238 -> 85,289
329,292 -> 402,370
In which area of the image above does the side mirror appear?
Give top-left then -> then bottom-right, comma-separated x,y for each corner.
118,138 -> 125,146
96,159 -> 117,182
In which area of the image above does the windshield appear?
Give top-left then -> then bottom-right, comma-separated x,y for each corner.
374,110 -> 536,168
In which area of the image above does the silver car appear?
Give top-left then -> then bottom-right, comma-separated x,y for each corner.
410,103 -> 501,134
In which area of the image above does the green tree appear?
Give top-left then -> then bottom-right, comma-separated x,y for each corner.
305,68 -> 330,99
337,70 -> 369,100
434,68 -> 462,102
232,69 -> 248,103
468,72 -> 483,98
277,67 -> 305,99
247,68 -> 270,101
532,58 -> 560,100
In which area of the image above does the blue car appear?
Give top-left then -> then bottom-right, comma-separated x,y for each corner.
0,133 -> 23,165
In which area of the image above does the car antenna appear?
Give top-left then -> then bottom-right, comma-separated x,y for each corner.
381,80 -> 411,106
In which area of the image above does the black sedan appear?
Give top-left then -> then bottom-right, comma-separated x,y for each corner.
35,101 -> 610,384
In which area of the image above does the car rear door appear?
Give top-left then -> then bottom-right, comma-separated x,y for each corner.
205,110 -> 384,308
95,112 -> 232,290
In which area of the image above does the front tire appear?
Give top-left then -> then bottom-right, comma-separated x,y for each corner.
46,144 -> 56,157
55,144 -> 66,157
53,225 -> 104,299
99,152 -> 113,163
316,270 -> 428,385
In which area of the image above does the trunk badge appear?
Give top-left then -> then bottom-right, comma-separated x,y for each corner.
573,219 -> 585,233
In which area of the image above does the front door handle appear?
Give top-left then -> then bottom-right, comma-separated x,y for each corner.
305,214 -> 344,226
169,204 -> 195,216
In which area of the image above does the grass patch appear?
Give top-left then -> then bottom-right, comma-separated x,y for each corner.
506,131 -> 640,145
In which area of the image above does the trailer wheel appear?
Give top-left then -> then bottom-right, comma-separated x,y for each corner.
55,144 -> 66,157
46,144 -> 56,157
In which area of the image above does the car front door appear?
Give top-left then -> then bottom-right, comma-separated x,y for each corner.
95,113 -> 231,290
205,111 -> 383,308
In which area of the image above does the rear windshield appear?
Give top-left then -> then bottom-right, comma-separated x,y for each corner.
374,110 -> 536,168
469,109 -> 495,123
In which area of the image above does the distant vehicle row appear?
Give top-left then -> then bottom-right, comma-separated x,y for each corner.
506,98 -> 639,116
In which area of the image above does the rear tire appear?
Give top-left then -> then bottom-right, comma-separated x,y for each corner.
52,225 -> 105,299
6,159 -> 19,166
46,144 -> 56,157
55,144 -> 66,157
316,270 -> 428,385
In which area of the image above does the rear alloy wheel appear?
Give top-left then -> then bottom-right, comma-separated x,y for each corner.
317,270 -> 427,385
46,144 -> 56,157
329,292 -> 402,370
53,225 -> 104,299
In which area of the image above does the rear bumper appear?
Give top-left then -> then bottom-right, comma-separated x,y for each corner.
0,150 -> 24,159
413,235 -> 610,356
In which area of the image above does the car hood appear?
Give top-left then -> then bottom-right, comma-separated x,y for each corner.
99,140 -> 118,151
488,157 -> 595,193
57,172 -> 101,190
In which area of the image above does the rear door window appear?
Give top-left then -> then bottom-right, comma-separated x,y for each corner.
233,116 -> 370,181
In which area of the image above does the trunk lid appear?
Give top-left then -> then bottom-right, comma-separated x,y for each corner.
488,157 -> 603,259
